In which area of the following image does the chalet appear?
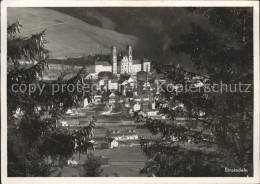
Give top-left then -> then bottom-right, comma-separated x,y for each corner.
108,138 -> 119,148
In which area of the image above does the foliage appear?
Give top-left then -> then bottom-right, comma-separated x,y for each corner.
140,8 -> 253,177
98,71 -> 117,80
7,21 -> 95,176
81,153 -> 103,177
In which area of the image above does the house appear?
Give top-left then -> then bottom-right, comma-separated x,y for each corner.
47,57 -> 86,73
57,120 -> 68,127
97,141 -> 109,149
83,98 -> 89,107
95,138 -> 118,149
106,127 -> 138,140
125,101 -> 131,107
133,89 -> 138,97
108,79 -> 118,90
93,93 -> 102,104
108,92 -> 116,103
101,103 -> 115,115
108,138 -> 119,148
65,109 -> 73,115
102,91 -> 116,104
99,79 -> 105,86
134,96 -> 142,102
141,94 -> 150,102
132,102 -> 141,112
137,71 -> 148,82
116,96 -> 126,104
86,60 -> 112,74
58,118 -> 79,127
146,109 -> 159,117
118,75 -> 135,87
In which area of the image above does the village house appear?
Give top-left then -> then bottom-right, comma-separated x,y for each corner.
98,79 -> 105,86
108,79 -> 118,90
93,93 -> 102,104
106,127 -> 138,140
57,120 -> 68,127
108,138 -> 119,148
132,102 -> 141,112
83,98 -> 89,107
57,118 -> 79,127
95,139 -> 118,149
47,57 -> 86,73
118,75 -> 136,88
108,92 -> 116,104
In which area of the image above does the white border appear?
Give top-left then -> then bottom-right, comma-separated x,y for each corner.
1,1 -> 259,184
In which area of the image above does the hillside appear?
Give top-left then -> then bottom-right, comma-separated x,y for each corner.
49,7 -> 208,73
7,8 -> 140,59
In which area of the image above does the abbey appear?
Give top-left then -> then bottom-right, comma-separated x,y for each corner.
87,46 -> 151,75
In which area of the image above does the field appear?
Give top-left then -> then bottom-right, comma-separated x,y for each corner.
75,146 -> 147,177
7,8 -> 139,58
51,146 -> 148,177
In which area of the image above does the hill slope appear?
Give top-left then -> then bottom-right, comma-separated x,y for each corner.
7,8 -> 139,58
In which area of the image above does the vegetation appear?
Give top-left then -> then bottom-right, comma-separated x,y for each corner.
98,71 -> 118,80
140,8 -> 253,177
81,153 -> 103,177
7,21 -> 96,176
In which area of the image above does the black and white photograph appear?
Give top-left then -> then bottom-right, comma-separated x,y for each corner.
1,0 -> 259,183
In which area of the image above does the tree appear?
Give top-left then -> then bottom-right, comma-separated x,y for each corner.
81,153 -> 103,177
98,71 -> 117,80
7,21 -> 94,176
140,8 -> 253,177
74,118 -> 97,159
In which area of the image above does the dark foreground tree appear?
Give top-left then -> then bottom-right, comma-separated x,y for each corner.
140,8 -> 253,177
81,153 -> 103,177
7,21 -> 95,176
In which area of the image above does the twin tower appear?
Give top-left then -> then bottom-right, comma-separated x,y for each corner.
110,45 -> 132,74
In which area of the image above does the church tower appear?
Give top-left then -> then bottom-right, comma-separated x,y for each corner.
127,45 -> 132,74
111,46 -> 117,74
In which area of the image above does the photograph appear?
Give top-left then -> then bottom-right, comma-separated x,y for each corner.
1,0 -> 259,183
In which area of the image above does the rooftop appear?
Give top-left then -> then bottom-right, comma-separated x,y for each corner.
95,61 -> 111,66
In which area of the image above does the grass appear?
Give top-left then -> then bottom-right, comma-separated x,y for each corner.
8,7 -> 139,58
73,146 -> 147,177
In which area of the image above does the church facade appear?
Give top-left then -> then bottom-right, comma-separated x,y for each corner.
87,46 -> 151,75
